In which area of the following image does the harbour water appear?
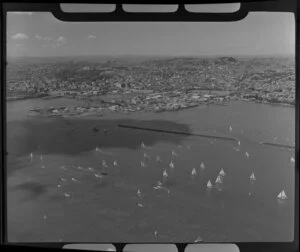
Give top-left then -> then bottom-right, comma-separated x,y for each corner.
6,98 -> 295,242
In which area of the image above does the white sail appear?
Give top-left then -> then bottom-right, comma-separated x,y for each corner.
163,169 -> 168,178
141,142 -> 146,148
245,152 -> 250,158
215,175 -> 222,184
250,172 -> 256,180
277,190 -> 287,200
200,162 -> 205,170
113,161 -> 118,167
229,126 -> 233,132
94,173 -> 102,179
191,168 -> 197,176
219,169 -> 225,176
169,161 -> 175,169
137,189 -> 141,197
172,150 -> 178,156
290,157 -> 295,163
207,180 -> 213,188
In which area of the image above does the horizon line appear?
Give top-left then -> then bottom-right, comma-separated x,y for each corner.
7,53 -> 294,59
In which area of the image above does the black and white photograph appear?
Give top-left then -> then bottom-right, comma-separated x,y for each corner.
5,6 -> 295,243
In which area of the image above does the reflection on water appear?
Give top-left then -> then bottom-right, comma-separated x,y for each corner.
6,98 -> 295,242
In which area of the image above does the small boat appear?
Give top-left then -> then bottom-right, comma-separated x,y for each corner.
137,203 -> 144,208
169,161 -> 175,169
87,167 -> 94,172
163,169 -> 168,179
194,236 -> 203,243
57,184 -> 62,188
141,142 -> 146,148
207,180 -> 213,188
102,160 -> 108,167
71,178 -> 79,183
245,152 -> 250,158
41,165 -> 45,169
94,173 -> 103,179
172,150 -> 178,156
156,156 -> 162,162
60,166 -> 67,171
277,190 -> 288,200
30,153 -> 33,161
290,157 -> 295,163
60,178 -> 67,182
144,153 -> 150,159
200,162 -> 205,170
95,146 -> 100,152
191,168 -> 197,176
229,126 -> 233,132
237,140 -> 241,146
153,181 -> 163,190
40,156 -> 43,161
64,193 -> 71,198
215,175 -> 222,184
113,161 -> 119,167
141,161 -> 146,167
219,169 -> 226,176
250,172 -> 256,181
137,189 -> 142,197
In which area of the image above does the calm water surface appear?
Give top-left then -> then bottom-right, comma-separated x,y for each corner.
6,98 -> 295,242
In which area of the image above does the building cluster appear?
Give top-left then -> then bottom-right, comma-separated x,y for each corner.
7,56 -> 295,116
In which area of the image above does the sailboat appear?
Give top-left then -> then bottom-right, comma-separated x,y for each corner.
30,153 -> 33,161
215,175 -> 222,184
141,161 -> 146,167
245,152 -> 250,158
219,169 -> 226,176
277,190 -> 288,200
250,172 -> 256,181
172,150 -> 178,157
229,126 -> 233,132
207,180 -> 213,188
191,168 -> 197,177
137,189 -> 142,197
290,157 -> 295,163
163,169 -> 168,180
141,142 -> 146,148
169,161 -> 175,169
200,162 -> 205,170
113,161 -> 119,167
88,167 -> 95,172
102,160 -> 108,168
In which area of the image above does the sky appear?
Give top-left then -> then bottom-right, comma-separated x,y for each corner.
6,5 -> 295,58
